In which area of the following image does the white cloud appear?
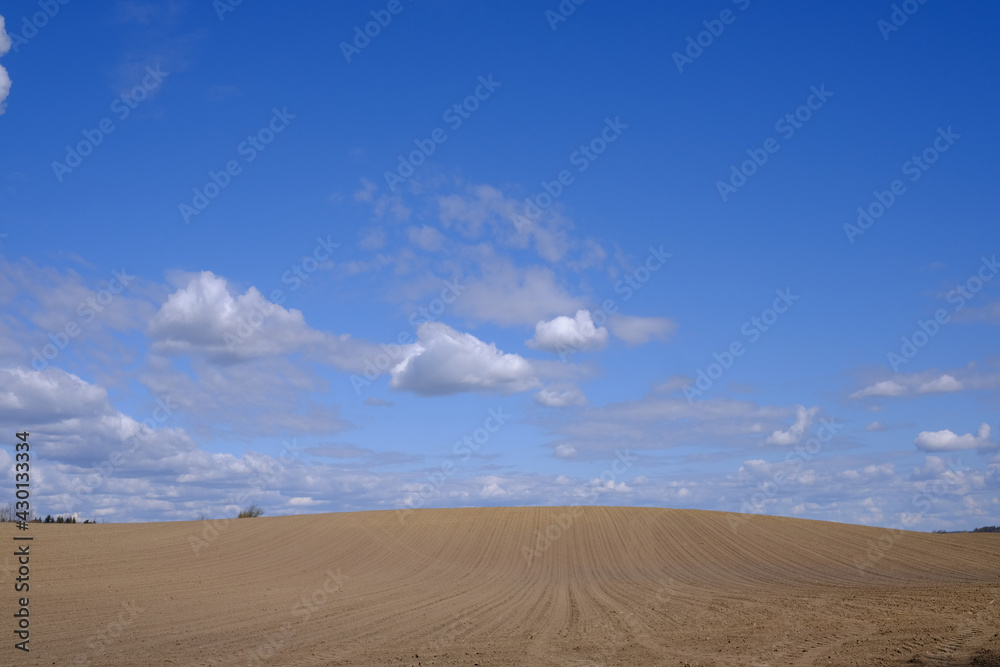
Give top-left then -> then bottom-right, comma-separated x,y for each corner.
914,423 -> 993,452
354,177 -> 377,202
738,458 -> 820,486
149,271 -> 318,357
583,477 -> 632,495
555,444 -> 577,458
148,271 -> 378,372
766,405 -> 819,445
358,227 -> 386,250
850,380 -> 906,399
436,183 -> 575,262
916,374 -> 962,394
606,315 -> 676,346
407,225 -> 448,252
287,497 -> 323,506
865,421 -> 888,432
480,484 -> 509,498
526,310 -> 608,354
0,17 -> 11,115
437,185 -> 507,238
850,368 -> 996,400
0,366 -> 108,421
652,375 -> 693,394
453,256 -> 584,327
390,322 -> 539,396
0,366 -> 195,466
533,392 -> 793,461
535,384 -> 587,408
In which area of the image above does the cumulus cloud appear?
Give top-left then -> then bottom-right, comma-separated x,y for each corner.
850,380 -> 906,399
0,366 -> 195,466
914,423 -> 993,452
149,271 -> 319,357
480,479 -> 511,499
555,444 -> 577,458
288,497 -> 323,506
766,405 -> 819,445
534,384 -> 587,408
606,315 -> 676,346
0,17 -> 11,114
526,310 -> 608,354
851,371 -> 981,399
148,271 -> 378,372
390,322 -> 539,396
0,366 -> 108,422
916,374 -> 962,394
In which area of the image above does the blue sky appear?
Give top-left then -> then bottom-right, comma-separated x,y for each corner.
0,0 -> 998,528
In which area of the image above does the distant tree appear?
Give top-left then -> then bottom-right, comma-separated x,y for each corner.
237,504 -> 265,518
0,504 -> 13,522
44,515 -> 54,523
973,525 -> 1000,533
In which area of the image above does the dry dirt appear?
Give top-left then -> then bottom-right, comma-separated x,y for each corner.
1,506 -> 997,666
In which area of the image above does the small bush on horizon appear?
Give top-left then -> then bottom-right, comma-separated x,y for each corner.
237,504 -> 265,518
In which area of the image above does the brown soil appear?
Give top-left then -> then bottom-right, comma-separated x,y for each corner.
1,506 -> 997,665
